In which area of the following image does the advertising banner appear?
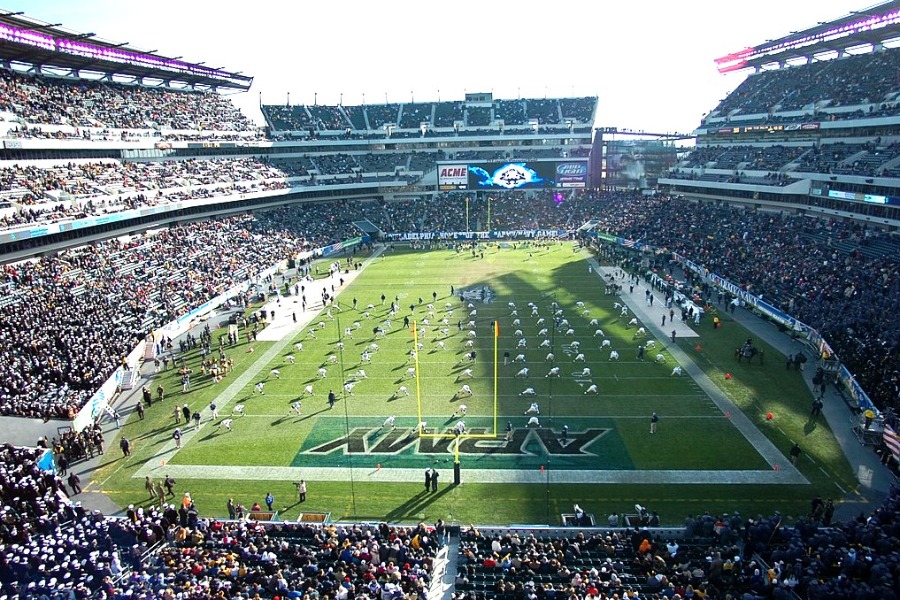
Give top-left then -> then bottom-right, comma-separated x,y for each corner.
437,164 -> 469,191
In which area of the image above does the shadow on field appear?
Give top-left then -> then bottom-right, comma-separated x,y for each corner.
198,430 -> 225,442
279,500 -> 305,513
95,458 -> 124,469
270,408 -> 329,426
384,486 -> 452,521
133,425 -> 175,442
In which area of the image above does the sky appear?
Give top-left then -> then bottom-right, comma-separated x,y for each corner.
0,0 -> 883,134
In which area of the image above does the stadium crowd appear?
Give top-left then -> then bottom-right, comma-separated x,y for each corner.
3,187 -> 898,421
0,214 -> 313,419
248,199 -> 386,247
2,446 -> 439,600
128,520 -> 438,599
0,188 -> 610,421
378,190 -> 604,234
0,158 -> 288,201
453,485 -> 900,600
0,68 -> 255,133
261,97 -> 596,133
701,102 -> 900,130
0,158 -> 292,229
455,522 -> 746,599
676,141 -> 900,179
3,439 -> 898,599
0,152 -> 440,231
709,47 -> 900,116
591,193 -> 900,414
243,190 -> 603,241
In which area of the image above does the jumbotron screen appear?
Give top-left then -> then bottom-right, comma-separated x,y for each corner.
437,160 -> 588,191
605,140 -> 677,189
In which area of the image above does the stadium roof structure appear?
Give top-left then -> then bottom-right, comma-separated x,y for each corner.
0,9 -> 253,91
714,0 -> 900,73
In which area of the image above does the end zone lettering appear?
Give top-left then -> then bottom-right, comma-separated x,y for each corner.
305,426 -> 609,456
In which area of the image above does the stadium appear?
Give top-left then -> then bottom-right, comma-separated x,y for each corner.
0,2 -> 899,599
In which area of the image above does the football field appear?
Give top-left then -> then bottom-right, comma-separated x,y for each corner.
93,242 -> 856,525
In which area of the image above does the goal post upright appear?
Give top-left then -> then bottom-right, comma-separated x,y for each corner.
411,317 -> 501,443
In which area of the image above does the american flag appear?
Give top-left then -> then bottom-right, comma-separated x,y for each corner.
622,239 -> 635,248
884,423 -> 900,461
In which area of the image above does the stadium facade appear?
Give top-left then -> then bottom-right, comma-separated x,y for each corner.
0,4 -> 899,599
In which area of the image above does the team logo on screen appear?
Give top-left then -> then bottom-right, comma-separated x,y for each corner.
470,163 -> 546,189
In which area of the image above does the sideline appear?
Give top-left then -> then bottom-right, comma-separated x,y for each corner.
131,250 -> 807,487
131,246 -> 386,480
127,463 -> 808,486
590,260 -> 807,482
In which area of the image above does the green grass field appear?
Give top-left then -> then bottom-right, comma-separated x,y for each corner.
92,242 -> 856,525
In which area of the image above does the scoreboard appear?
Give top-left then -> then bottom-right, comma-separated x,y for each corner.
437,160 -> 588,191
